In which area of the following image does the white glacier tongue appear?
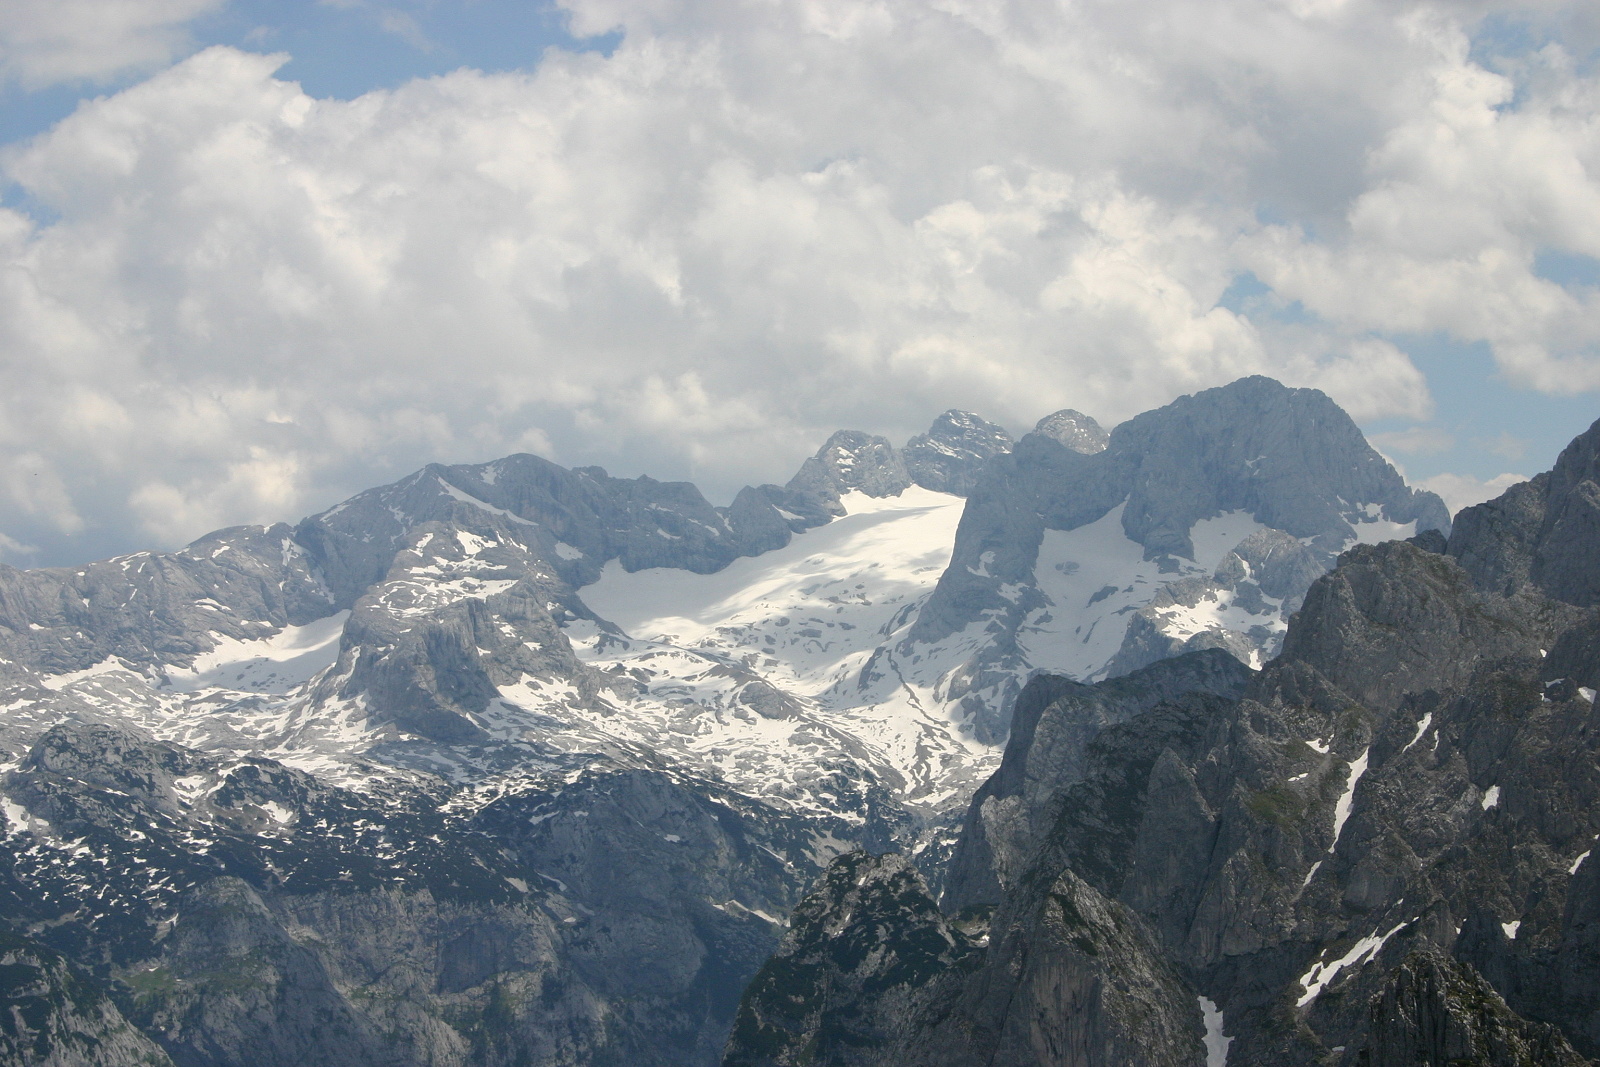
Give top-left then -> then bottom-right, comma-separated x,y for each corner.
569,487 -> 996,811
581,488 -> 960,689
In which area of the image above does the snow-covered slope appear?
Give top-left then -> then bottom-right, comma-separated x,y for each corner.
568,488 -> 991,810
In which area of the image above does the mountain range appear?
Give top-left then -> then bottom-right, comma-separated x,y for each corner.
723,404 -> 1600,1066
0,376 -> 1475,1066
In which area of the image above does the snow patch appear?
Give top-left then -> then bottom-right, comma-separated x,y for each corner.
1502,920 -> 1521,940
1,795 -> 49,835
164,612 -> 349,694
1481,785 -> 1500,811
1328,749 -> 1369,852
1296,920 -> 1408,1006
261,801 -> 296,825
1199,996 -> 1232,1067
41,656 -> 134,691
1401,712 -> 1433,753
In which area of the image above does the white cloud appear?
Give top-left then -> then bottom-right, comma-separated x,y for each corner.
1241,11 -> 1600,390
0,0 -> 219,88
0,0 -> 1595,561
1418,471 -> 1530,514
1370,425 -> 1457,457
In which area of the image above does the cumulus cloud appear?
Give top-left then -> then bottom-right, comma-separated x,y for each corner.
1418,471 -> 1530,515
0,0 -> 1596,562
0,0 -> 219,88
1370,425 -> 1457,457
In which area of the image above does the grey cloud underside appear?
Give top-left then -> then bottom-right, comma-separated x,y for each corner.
0,381 -> 1460,1067
721,416 -> 1600,1067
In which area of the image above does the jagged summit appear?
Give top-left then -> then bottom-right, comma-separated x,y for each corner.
904,410 -> 1016,495
780,409 -> 1018,508
1031,407 -> 1108,453
859,375 -> 1454,740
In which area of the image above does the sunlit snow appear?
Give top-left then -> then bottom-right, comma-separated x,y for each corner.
164,612 -> 349,694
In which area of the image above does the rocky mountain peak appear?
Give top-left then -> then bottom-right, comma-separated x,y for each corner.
901,375 -> 1453,740
783,429 -> 913,510
903,410 -> 1015,495
1448,415 -> 1600,608
1032,408 -> 1109,453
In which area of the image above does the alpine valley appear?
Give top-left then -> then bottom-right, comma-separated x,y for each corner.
14,373 -> 1567,1067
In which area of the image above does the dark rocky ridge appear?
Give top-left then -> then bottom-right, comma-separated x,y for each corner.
723,416 -> 1600,1067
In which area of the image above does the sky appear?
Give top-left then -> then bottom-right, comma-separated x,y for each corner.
1,0 -> 1598,567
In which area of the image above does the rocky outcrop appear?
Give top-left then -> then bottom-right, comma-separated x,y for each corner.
942,651 -> 1254,913
0,930 -> 173,1067
783,410 -> 1020,507
1032,409 -> 1108,454
908,869 -> 1203,1067
1449,416 -> 1600,608
1358,951 -> 1591,1067
903,411 -> 1016,496
723,852 -> 978,1067
784,431 -> 912,512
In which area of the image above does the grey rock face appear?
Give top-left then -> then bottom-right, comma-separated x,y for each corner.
723,852 -> 979,1067
903,376 -> 1451,741
0,929 -> 174,1067
1358,951 -> 1590,1067
903,411 -> 1016,496
942,651 -> 1253,913
786,431 -> 912,505
1032,409 -> 1109,454
909,868 -> 1204,1067
1449,416 -> 1600,608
